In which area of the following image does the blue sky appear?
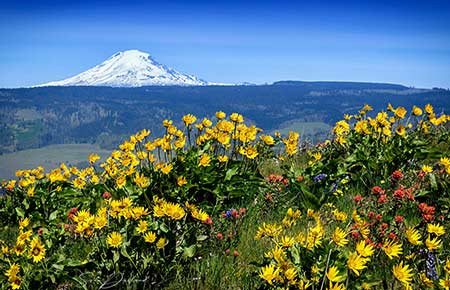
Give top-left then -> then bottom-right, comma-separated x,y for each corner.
1,0 -> 449,88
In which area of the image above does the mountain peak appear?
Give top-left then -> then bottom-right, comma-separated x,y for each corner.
37,50 -> 209,87
111,49 -> 152,60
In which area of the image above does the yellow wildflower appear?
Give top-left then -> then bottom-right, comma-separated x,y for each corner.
412,106 -> 422,116
156,237 -> 166,249
260,135 -> 275,146
383,239 -> 403,259
420,273 -> 434,287
29,237 -> 46,263
182,114 -> 197,126
134,172 -> 150,188
198,153 -> 211,167
136,220 -> 148,234
107,232 -> 123,248
439,276 -> 450,290
425,104 -> 433,114
177,176 -> 187,186
216,111 -> 226,119
116,175 -> 127,188
280,236 -> 295,248
131,206 -> 149,220
356,240 -> 375,257
333,209 -> 347,222
94,214 -> 107,230
160,163 -> 173,175
285,267 -> 298,281
89,153 -> 100,164
218,155 -> 229,162
164,202 -> 186,220
422,165 -> 433,174
259,264 -> 280,286
5,263 -> 22,289
191,208 -> 209,222
230,112 -> 244,123
426,235 -> 442,251
271,246 -> 286,264
328,282 -> 346,290
332,227 -> 349,247
440,157 -> 450,167
394,106 -> 407,118
286,208 -> 301,219
347,252 -> 369,276
19,218 -> 30,230
392,261 -> 413,286
327,265 -> 344,282
144,231 -> 157,243
427,223 -> 445,236
405,227 -> 422,245
73,177 -> 86,189
16,230 -> 32,244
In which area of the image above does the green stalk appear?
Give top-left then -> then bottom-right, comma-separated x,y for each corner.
319,249 -> 332,290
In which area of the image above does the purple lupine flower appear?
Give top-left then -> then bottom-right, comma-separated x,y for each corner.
313,173 -> 327,183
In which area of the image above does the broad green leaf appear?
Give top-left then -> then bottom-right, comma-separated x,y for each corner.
225,166 -> 239,181
290,246 -> 300,264
183,244 -> 196,258
120,246 -> 132,260
49,210 -> 58,221
430,174 -> 437,190
160,222 -> 169,233
15,207 -> 25,218
52,264 -> 64,271
22,199 -> 29,210
196,235 -> 208,241
113,250 -> 120,264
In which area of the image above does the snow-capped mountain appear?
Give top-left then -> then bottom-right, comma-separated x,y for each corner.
37,50 -> 210,87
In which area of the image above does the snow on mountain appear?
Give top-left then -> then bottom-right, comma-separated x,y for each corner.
37,50 -> 210,87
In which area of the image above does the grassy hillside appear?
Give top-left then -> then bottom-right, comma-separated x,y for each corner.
272,121 -> 331,143
0,144 -> 111,179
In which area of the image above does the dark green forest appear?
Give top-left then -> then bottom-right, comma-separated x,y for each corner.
1,81 -> 449,154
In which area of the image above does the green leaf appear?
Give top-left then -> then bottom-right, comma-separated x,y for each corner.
430,174 -> 437,190
71,276 -> 89,290
113,250 -> 120,264
196,235 -> 208,242
160,223 -> 169,233
52,264 -> 64,271
120,246 -> 132,260
290,246 -> 300,264
66,260 -> 85,267
183,245 -> 196,258
225,166 -> 239,181
49,210 -> 58,221
22,199 -> 30,210
415,190 -> 429,197
15,207 -> 25,218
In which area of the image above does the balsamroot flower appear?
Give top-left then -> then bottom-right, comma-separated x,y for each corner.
107,232 -> 123,248
259,264 -> 280,286
29,237 -> 46,263
347,251 -> 370,276
392,261 -> 413,286
383,239 -> 403,260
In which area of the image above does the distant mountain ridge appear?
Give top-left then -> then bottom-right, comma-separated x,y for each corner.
272,81 -> 409,90
37,50 -> 210,87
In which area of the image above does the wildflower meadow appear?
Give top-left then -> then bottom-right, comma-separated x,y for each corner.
1,104 -> 449,289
